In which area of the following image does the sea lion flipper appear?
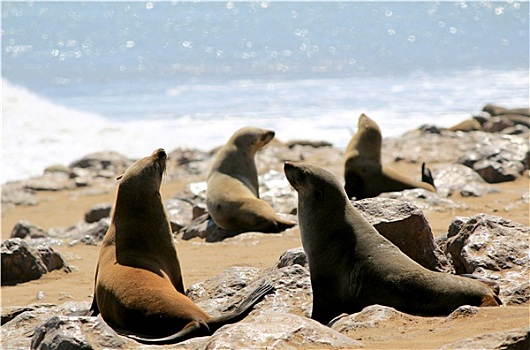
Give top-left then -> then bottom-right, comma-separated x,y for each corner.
123,320 -> 209,344
421,162 -> 436,189
208,279 -> 274,331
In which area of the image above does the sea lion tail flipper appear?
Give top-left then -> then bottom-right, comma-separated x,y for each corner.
421,162 -> 436,189
208,279 -> 274,332
480,294 -> 502,307
123,320 -> 209,345
276,217 -> 297,232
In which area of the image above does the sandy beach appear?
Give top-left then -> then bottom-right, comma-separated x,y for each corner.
1,144 -> 529,349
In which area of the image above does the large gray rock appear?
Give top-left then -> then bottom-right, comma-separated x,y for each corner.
1,181 -> 38,208
1,238 -> 71,286
69,151 -> 132,173
444,214 -> 530,305
330,304 -> 415,334
379,188 -> 464,212
2,302 -> 90,350
165,199 -> 194,232
51,218 -> 111,246
24,172 -> 77,191
352,197 -> 451,272
432,164 -> 496,197
383,130 -> 528,178
31,315 -> 127,350
196,311 -> 363,349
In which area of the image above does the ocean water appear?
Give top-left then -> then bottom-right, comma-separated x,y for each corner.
2,1 -> 529,183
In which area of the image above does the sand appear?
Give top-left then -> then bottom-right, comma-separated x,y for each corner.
1,160 -> 529,348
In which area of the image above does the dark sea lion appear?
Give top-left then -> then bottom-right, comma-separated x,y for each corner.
206,126 -> 295,233
284,161 -> 500,325
343,114 -> 436,199
90,148 -> 272,344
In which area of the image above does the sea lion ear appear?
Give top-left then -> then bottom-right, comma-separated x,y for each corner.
116,174 -> 123,180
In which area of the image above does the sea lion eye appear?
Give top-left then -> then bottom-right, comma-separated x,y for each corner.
251,138 -> 257,145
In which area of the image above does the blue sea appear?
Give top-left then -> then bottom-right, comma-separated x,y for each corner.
2,1 -> 529,183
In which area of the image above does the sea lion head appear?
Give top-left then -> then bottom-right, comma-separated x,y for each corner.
117,148 -> 167,193
355,114 -> 382,157
229,126 -> 275,154
284,161 -> 347,204
345,114 -> 382,162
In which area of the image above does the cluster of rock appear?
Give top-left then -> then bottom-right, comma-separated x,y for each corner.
2,209 -> 529,349
2,104 -> 529,349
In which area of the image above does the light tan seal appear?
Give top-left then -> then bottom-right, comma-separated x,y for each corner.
206,126 -> 295,233
284,161 -> 500,325
344,113 -> 436,199
90,148 -> 272,344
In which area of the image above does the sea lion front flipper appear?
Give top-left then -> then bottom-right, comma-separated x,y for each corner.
421,162 -> 436,189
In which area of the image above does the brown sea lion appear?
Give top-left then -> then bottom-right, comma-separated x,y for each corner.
344,114 -> 436,199
284,161 -> 500,325
90,148 -> 272,344
206,126 -> 295,233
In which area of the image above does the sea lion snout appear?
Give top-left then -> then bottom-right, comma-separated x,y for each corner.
151,148 -> 167,174
262,130 -> 275,143
284,161 -> 302,188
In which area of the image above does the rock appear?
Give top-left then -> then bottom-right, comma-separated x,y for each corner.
187,261 -> 312,319
383,130 -> 528,173
187,266 -> 262,304
68,151 -> 132,184
31,315 -> 128,350
444,214 -> 530,304
165,199 -> 194,232
482,116 -> 515,133
379,188 -> 464,212
1,238 -> 71,286
10,220 -> 47,239
84,203 -> 112,223
259,170 -> 297,215
352,197 -> 451,272
277,247 -> 308,268
196,311 -> 363,349
441,326 -> 530,350
70,151 -> 131,172
330,305 -> 414,333
1,181 -> 38,207
471,158 -> 525,183
167,148 -> 212,178
52,218 -> 110,244
432,164 -> 496,197
24,172 -> 76,191
444,305 -> 479,321
285,139 -> 333,148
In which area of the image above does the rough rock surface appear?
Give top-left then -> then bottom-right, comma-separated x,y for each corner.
330,305 -> 416,335
84,203 -> 112,223
352,197 -> 451,272
444,214 -> 530,305
196,311 -> 363,349
165,199 -> 194,232
383,130 -> 529,183
432,163 -> 496,197
441,327 -> 530,350
1,238 -> 71,286
10,220 -> 47,239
